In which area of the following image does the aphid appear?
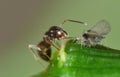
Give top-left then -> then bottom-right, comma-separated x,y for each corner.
82,20 -> 111,46
28,19 -> 86,67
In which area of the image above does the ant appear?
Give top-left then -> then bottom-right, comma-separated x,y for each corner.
28,19 -> 87,68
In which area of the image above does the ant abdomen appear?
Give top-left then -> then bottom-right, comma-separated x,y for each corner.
38,48 -> 51,61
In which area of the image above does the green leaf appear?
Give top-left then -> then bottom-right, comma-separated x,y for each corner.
33,40 -> 120,77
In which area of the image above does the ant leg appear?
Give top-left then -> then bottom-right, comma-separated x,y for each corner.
44,38 -> 60,50
42,53 -> 54,67
65,36 -> 78,41
51,41 -> 60,50
28,44 -> 46,68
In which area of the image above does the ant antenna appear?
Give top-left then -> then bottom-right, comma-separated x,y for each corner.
59,19 -> 87,40
59,19 -> 87,27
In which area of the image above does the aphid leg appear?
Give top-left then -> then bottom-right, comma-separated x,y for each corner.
87,39 -> 92,47
28,44 -> 46,68
73,35 -> 83,48
78,36 -> 84,49
66,36 -> 84,49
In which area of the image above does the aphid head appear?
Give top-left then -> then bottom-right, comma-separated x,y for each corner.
82,33 -> 89,39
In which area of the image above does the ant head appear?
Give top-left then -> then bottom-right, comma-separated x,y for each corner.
44,26 -> 68,40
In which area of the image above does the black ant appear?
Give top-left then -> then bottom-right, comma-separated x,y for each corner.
28,19 -> 87,68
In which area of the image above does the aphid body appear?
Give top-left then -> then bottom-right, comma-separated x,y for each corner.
82,20 -> 111,46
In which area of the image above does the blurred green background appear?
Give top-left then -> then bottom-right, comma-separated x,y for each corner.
0,0 -> 120,77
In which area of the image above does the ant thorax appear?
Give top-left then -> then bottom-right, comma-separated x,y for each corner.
37,41 -> 51,51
